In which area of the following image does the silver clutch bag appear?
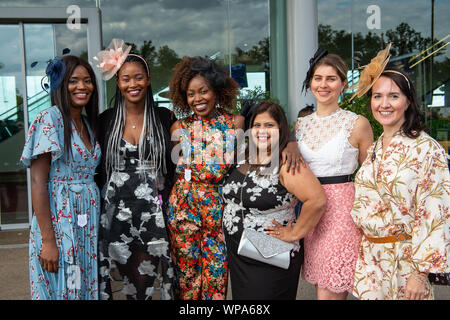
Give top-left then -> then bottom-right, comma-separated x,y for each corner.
237,228 -> 294,270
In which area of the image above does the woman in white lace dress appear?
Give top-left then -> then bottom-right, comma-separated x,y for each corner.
294,50 -> 373,299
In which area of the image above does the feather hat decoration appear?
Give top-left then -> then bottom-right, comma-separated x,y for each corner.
93,39 -> 132,80
349,42 -> 392,100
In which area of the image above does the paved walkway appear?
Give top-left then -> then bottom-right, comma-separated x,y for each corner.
1,229 -> 449,300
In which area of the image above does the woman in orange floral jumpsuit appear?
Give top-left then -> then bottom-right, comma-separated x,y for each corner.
167,57 -> 242,299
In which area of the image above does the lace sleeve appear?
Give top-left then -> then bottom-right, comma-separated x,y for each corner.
295,117 -> 304,142
343,111 -> 360,141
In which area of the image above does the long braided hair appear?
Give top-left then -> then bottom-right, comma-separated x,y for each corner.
104,55 -> 167,184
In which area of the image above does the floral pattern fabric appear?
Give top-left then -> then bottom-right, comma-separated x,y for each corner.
167,109 -> 236,300
350,131 -> 450,300
21,106 -> 101,300
222,163 -> 298,242
98,138 -> 174,300
222,163 -> 302,299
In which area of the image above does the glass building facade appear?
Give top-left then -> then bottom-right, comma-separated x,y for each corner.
318,0 -> 450,147
0,0 -> 448,229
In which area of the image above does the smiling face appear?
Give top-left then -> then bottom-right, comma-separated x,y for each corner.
371,76 -> 409,134
310,65 -> 346,106
117,61 -> 151,104
251,111 -> 280,155
68,65 -> 94,109
186,75 -> 217,118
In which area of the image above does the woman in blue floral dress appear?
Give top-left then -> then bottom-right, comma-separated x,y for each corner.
20,55 -> 101,300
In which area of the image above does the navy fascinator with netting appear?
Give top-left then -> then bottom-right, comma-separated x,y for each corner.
31,48 -> 70,93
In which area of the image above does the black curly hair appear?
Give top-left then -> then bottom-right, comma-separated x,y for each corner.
169,56 -> 240,117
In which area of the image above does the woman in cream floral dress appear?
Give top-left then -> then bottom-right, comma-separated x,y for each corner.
350,55 -> 449,299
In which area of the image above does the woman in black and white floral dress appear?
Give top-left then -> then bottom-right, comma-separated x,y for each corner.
222,102 -> 326,300
95,40 -> 174,300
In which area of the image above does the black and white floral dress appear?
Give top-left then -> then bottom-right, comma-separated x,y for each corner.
98,138 -> 174,300
222,163 -> 303,300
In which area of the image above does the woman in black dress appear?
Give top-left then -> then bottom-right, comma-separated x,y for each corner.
94,39 -> 175,300
222,101 -> 326,300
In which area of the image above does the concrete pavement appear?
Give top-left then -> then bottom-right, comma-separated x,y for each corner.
1,229 -> 449,300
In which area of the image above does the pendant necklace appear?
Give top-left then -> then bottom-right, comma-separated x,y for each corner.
73,120 -> 84,139
127,115 -> 140,129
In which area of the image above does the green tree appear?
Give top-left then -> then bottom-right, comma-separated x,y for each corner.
151,45 -> 180,92
126,40 -> 157,67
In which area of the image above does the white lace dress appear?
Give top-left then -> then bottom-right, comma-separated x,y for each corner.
296,108 -> 362,293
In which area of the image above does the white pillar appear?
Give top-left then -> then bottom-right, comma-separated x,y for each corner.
286,0 -> 318,123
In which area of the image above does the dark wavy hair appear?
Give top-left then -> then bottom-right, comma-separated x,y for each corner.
50,55 -> 99,158
169,56 -> 240,117
248,101 -> 290,161
368,67 -> 425,138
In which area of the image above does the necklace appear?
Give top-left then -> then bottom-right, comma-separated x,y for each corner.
127,113 -> 142,130
73,120 -> 84,139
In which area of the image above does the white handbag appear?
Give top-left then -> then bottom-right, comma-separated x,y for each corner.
237,228 -> 294,269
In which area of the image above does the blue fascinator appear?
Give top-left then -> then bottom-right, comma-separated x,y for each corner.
31,48 -> 71,92
44,58 -> 66,92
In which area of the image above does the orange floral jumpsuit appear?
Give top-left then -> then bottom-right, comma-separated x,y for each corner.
167,109 -> 236,300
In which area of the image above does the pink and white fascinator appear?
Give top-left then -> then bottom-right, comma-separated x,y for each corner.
93,39 -> 131,80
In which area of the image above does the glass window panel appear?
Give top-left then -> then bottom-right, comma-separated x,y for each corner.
319,0 -> 450,148
98,0 -> 270,109
0,24 -> 28,225
24,23 -> 89,121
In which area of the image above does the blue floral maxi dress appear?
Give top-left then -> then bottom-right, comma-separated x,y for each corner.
20,106 -> 101,300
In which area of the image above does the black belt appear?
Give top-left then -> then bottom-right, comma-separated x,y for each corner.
317,174 -> 352,185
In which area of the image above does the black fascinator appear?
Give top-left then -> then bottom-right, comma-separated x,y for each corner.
301,48 -> 328,94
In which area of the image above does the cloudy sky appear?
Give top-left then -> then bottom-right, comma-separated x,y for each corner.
0,0 -> 448,73
318,0 -> 450,58
98,0 -> 269,59
0,0 -> 270,61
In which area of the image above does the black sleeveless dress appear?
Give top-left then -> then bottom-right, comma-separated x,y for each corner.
96,107 -> 175,300
222,163 -> 303,300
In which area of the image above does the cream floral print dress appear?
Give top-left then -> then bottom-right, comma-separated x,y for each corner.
350,131 -> 450,300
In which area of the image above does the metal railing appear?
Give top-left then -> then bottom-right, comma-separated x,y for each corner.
0,90 -> 50,143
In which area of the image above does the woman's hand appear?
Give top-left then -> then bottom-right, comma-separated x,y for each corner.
282,141 -> 306,174
30,153 -> 59,273
265,220 -> 297,242
40,238 -> 59,273
404,272 -> 427,300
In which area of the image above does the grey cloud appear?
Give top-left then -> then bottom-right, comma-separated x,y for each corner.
100,0 -> 268,58
156,0 -> 222,10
